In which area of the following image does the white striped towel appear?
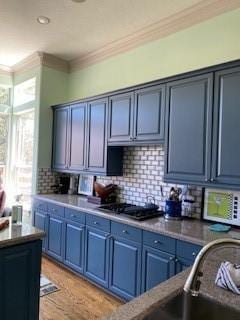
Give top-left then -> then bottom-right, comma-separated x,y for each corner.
215,261 -> 240,295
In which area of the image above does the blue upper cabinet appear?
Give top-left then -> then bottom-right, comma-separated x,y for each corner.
164,73 -> 213,184
86,99 -> 108,174
164,65 -> 240,189
108,85 -> 165,145
134,85 -> 165,143
52,106 -> 69,171
211,67 -> 240,186
108,92 -> 134,143
52,99 -> 123,176
68,103 -> 87,172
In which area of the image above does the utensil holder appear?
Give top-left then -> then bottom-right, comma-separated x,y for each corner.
164,200 -> 182,220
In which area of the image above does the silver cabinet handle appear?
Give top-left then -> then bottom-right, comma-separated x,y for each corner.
122,230 -> 128,234
192,252 -> 196,257
175,258 -> 179,262
211,178 -> 215,182
169,256 -> 174,261
94,221 -> 99,225
154,240 -> 160,244
71,214 -> 76,218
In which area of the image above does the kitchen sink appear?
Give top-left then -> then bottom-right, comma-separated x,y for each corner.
143,291 -> 240,320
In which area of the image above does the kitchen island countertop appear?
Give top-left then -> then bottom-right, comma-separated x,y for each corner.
101,248 -> 240,320
0,217 -> 45,248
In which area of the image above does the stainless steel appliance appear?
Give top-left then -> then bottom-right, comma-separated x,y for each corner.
98,203 -> 163,221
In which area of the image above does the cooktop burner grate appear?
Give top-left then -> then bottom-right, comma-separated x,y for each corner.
98,203 -> 163,221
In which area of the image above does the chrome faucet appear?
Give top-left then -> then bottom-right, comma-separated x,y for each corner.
184,238 -> 240,296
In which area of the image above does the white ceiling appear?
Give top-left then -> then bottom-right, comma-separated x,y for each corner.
0,0 -> 236,67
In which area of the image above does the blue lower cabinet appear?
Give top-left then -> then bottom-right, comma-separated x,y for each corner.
175,257 -> 193,273
64,222 -> 85,273
109,237 -> 142,300
47,216 -> 64,261
33,210 -> 48,251
84,227 -> 110,288
142,245 -> 175,293
0,240 -> 42,320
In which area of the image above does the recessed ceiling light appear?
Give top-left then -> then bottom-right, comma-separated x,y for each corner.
37,16 -> 50,25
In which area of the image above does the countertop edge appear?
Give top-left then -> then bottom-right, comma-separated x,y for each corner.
33,194 -> 239,247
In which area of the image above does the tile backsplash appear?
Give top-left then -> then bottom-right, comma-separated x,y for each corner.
37,145 -> 203,217
97,145 -> 203,217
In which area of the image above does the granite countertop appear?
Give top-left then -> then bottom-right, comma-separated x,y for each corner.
34,194 -> 240,246
0,217 -> 45,248
101,248 -> 240,320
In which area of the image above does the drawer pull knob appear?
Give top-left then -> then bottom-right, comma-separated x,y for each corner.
122,230 -> 128,234
169,256 -> 174,261
71,214 -> 76,218
154,240 -> 160,244
192,252 -> 196,256
175,258 -> 179,262
94,221 -> 99,225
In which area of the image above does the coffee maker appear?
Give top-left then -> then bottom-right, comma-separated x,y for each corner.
52,176 -> 70,194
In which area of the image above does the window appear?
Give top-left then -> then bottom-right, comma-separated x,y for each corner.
0,113 -> 9,183
12,109 -> 35,211
13,78 -> 36,107
0,87 -> 10,105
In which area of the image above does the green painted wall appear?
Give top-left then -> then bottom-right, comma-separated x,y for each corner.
68,8 -> 240,100
0,73 -> 12,87
39,66 -> 69,169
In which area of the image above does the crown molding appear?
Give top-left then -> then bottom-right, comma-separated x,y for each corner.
0,65 -> 12,76
70,0 -> 240,72
39,52 -> 69,73
11,52 -> 69,75
12,52 -> 42,74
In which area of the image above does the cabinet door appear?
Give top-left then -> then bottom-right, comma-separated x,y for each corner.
0,240 -> 41,320
165,74 -> 213,184
68,103 -> 87,172
134,85 -> 165,142
86,99 -> 108,173
211,67 -> 240,185
33,210 -> 48,252
142,246 -> 175,293
108,92 -> 134,143
84,227 -> 109,288
47,216 -> 64,261
64,222 -> 85,274
109,237 -> 141,300
52,107 -> 69,170
175,257 -> 192,274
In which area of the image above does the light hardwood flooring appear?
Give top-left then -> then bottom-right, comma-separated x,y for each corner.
40,257 -> 123,320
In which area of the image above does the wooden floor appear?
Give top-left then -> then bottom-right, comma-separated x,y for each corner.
40,257 -> 123,320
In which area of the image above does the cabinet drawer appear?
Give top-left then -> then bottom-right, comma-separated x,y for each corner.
65,208 -> 85,225
48,203 -> 65,217
86,214 -> 110,232
176,240 -> 202,261
143,231 -> 175,254
33,199 -> 48,212
111,222 -> 142,243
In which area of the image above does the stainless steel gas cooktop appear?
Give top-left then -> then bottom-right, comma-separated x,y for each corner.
98,203 -> 163,221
